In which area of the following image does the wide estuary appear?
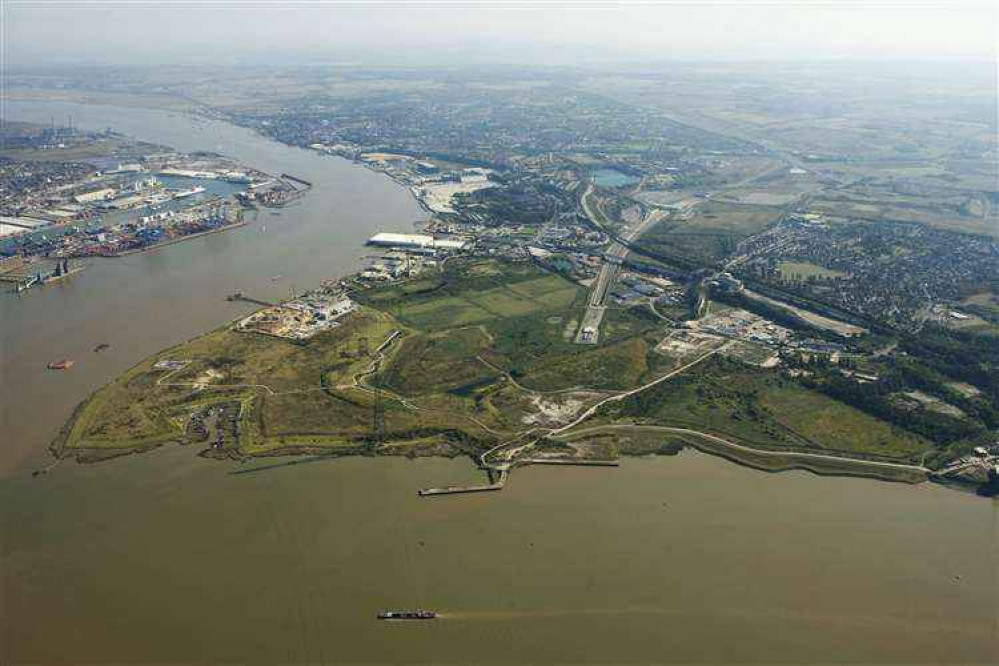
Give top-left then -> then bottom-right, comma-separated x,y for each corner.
1,102 -> 996,663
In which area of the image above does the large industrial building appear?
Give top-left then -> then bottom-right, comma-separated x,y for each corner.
73,188 -> 116,203
366,232 -> 467,252
0,216 -> 53,238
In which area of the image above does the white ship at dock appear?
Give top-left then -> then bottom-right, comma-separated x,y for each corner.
170,186 -> 207,200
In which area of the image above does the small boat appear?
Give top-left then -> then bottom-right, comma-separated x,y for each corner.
172,186 -> 206,199
377,610 -> 436,620
47,359 -> 75,370
271,275 -> 282,281
94,343 -> 110,352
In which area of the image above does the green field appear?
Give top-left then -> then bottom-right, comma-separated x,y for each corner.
778,261 -> 847,281
592,357 -> 931,462
382,326 -> 498,395
55,308 -> 400,454
56,259 -> 629,461
636,201 -> 783,264
358,263 -> 583,330
961,292 -> 999,315
809,194 -> 999,238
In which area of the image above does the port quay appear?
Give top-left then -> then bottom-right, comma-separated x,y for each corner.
1,137 -> 314,296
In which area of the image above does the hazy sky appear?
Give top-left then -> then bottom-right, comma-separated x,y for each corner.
5,1 -> 997,67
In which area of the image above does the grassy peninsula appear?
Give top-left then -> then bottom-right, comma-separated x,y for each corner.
53,258 -> 944,485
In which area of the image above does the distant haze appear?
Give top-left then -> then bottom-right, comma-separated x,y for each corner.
5,0 -> 996,67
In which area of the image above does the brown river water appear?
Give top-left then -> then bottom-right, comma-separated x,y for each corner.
1,102 -> 996,663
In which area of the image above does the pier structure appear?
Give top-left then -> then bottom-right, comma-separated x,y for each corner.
280,173 -> 313,189
226,292 -> 277,308
418,469 -> 508,496
417,454 -> 620,497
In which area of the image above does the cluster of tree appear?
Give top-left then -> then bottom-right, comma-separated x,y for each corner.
610,358 -> 758,420
801,371 -> 986,445
900,325 -> 999,406
462,184 -> 556,225
738,277 -> 874,331
533,437 -> 574,453
607,372 -> 689,419
887,358 -> 998,429
623,257 -> 687,281
624,237 -> 705,272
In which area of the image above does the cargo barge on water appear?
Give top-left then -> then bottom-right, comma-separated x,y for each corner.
377,610 -> 436,620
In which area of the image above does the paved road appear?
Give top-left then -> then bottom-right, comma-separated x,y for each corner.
575,186 -> 665,343
479,343 -> 727,471
553,342 -> 730,435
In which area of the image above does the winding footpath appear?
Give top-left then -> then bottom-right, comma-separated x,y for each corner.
552,341 -> 732,436
479,342 -> 730,470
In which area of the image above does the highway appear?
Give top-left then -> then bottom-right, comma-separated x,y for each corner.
575,185 -> 665,343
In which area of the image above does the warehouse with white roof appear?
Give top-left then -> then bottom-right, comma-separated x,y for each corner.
366,232 -> 467,251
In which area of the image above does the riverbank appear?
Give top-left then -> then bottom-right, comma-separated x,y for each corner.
108,219 -> 248,257
561,424 -> 929,484
309,148 -> 434,220
48,252 -> 973,495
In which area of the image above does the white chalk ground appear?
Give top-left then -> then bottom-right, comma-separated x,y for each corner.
418,180 -> 496,213
522,394 -> 591,426
193,368 -> 225,389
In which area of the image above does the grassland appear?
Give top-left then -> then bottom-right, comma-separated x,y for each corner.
561,426 -> 927,483
808,191 -> 999,238
589,356 -> 931,462
778,261 -> 847,281
961,292 -> 999,314
55,308 -> 400,455
382,326 -> 498,395
56,260 -> 631,461
356,262 -> 581,330
57,257 -> 939,475
635,201 -> 783,264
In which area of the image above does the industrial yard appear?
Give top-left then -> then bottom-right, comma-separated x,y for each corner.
0,122 -> 304,294
237,290 -> 355,341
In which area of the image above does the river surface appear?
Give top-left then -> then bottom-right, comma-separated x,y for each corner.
1,101 -> 996,663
